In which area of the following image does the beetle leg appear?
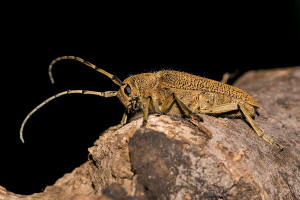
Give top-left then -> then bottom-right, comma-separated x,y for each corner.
239,104 -> 284,151
120,112 -> 128,125
160,93 -> 203,121
108,112 -> 128,131
221,72 -> 231,83
199,103 -> 239,114
189,94 -> 203,113
160,94 -> 176,113
221,70 -> 239,83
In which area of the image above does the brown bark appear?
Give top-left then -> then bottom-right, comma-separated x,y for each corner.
1,67 -> 300,200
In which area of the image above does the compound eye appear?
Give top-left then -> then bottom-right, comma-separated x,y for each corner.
124,85 -> 131,96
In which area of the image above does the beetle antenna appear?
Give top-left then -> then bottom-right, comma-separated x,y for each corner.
49,56 -> 123,86
20,90 -> 118,143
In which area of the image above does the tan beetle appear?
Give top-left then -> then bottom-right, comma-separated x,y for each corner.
20,56 -> 284,151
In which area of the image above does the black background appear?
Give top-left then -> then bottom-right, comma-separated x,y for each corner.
1,2 -> 300,195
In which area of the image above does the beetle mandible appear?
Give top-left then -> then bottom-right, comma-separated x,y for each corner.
19,56 -> 284,151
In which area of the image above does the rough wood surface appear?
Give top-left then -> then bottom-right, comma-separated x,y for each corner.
1,67 -> 300,200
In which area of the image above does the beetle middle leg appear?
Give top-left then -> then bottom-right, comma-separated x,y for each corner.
159,93 -> 203,121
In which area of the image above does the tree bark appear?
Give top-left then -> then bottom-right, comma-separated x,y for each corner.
1,67 -> 300,200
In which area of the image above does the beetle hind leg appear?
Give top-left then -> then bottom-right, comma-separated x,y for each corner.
198,102 -> 284,151
239,103 -> 284,151
199,103 -> 239,114
160,93 -> 203,122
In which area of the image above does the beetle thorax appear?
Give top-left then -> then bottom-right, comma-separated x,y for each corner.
117,73 -> 157,114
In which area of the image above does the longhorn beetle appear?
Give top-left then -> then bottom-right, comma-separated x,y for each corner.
20,56 -> 284,151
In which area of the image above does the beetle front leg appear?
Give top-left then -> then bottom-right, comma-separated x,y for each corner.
120,112 -> 128,125
108,112 -> 128,131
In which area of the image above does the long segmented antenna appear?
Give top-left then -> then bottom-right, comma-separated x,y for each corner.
49,56 -> 123,86
20,90 -> 118,143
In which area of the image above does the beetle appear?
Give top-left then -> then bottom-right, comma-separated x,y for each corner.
19,56 -> 284,151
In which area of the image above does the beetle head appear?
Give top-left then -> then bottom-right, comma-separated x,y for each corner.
117,77 -> 142,114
